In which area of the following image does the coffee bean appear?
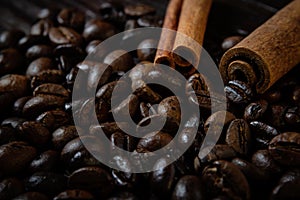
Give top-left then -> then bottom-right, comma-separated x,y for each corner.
0,141 -> 37,175
157,96 -> 181,127
83,19 -> 116,42
52,125 -> 79,150
1,117 -> 26,128
0,48 -> 23,75
137,39 -> 158,62
18,35 -> 47,51
225,80 -> 253,104
68,166 -> 114,198
249,121 -> 279,148
111,132 -> 137,152
49,27 -> 83,46
0,178 -> 24,200
0,29 -> 25,48
36,110 -> 71,130
225,119 -> 251,155
186,73 -> 209,95
244,99 -> 268,121
269,132 -> 300,166
33,83 -> 69,100
12,192 -> 49,200
28,150 -> 59,173
124,4 -> 155,17
139,102 -> 156,118
133,80 -> 162,104
26,44 -> 53,61
54,44 -> 86,61
19,121 -> 51,146
25,172 -> 67,196
252,150 -> 281,176
202,160 -> 250,200
136,131 -> 173,153
31,19 -> 54,37
85,40 -> 102,54
54,190 -> 95,200
57,8 -> 85,31
90,122 -> 128,137
0,74 -> 29,98
103,49 -> 134,72
31,69 -> 65,89
26,57 -> 56,77
284,106 -> 300,126
129,61 -> 152,83
172,175 -> 204,200
112,94 -> 139,120
190,90 -> 226,111
221,36 -> 243,51
0,125 -> 20,145
137,15 -> 163,27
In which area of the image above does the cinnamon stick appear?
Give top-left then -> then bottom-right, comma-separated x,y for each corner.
219,0 -> 300,94
154,0 -> 183,68
172,0 -> 212,68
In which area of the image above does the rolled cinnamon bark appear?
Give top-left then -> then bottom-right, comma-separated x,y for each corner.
219,0 -> 300,94
154,0 -> 183,68
172,0 -> 212,68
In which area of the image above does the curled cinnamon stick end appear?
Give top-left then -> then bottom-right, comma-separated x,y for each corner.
172,0 -> 212,68
154,0 -> 183,68
220,0 -> 300,94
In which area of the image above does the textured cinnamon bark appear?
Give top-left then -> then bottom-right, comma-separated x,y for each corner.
154,0 -> 183,68
172,0 -> 212,68
219,0 -> 300,94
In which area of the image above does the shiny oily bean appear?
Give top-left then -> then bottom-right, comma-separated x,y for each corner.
136,131 -> 173,153
33,83 -> 69,100
52,125 -> 79,150
91,122 -> 129,137
1,117 -> 26,129
54,44 -> 86,62
172,175 -> 204,200
19,121 -> 51,146
57,8 -> 85,31
25,172 -> 67,196
0,48 -> 23,75
252,150 -> 281,176
49,26 -> 83,46
28,150 -> 59,173
133,80 -> 162,104
137,15 -> 163,27
83,19 -> 116,42
26,57 -> 56,77
0,29 -> 25,48
0,74 -> 29,98
129,61 -> 153,83
31,19 -> 53,37
0,178 -> 24,200
31,69 -> 65,89
221,36 -> 244,51
269,132 -> 300,166
0,141 -> 37,175
250,121 -> 279,149
103,49 -> 134,72
225,119 -> 251,155
190,90 -> 226,111
186,73 -> 209,94
202,160 -> 250,200
244,99 -> 268,121
26,44 -> 53,61
68,167 -> 114,198
12,192 -> 49,200
54,190 -> 95,200
36,110 -> 70,130
157,96 -> 181,125
224,80 -> 253,104
124,4 -> 155,17
137,39 -> 158,61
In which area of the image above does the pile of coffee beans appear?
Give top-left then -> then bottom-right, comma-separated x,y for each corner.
0,1 -> 299,200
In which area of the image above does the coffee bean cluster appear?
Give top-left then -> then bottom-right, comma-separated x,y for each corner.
0,1 -> 299,200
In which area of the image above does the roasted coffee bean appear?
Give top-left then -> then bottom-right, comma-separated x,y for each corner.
31,69 -> 64,89
252,150 -> 281,176
284,106 -> 300,126
136,131 -> 173,153
19,121 -> 51,146
37,8 -> 57,19
137,15 -> 163,27
26,44 -> 53,61
133,80 -> 162,104
269,132 -> 300,166
18,35 -> 47,51
0,141 -> 36,175
25,172 -> 67,196
137,39 -> 158,61
265,104 -> 287,128
36,110 -> 70,130
103,49 -> 134,72
0,178 -> 24,200
1,117 -> 26,129
140,102 -> 156,118
250,121 -> 279,148
54,189 -> 95,200
0,48 -> 23,75
111,132 -> 137,152
83,19 -> 116,42
49,26 -> 83,46
28,150 -> 59,173
68,166 -> 114,198
271,169 -> 300,200
202,160 -> 250,200
186,73 -> 209,95
0,74 -> 29,98
12,192 -> 49,200
244,99 -> 268,121
225,119 -> 251,155
90,122 -> 128,137
0,29 -> 25,48
190,90 -> 226,111
157,96 -> 181,125
124,4 -> 155,17
33,83 -> 69,100
225,80 -> 253,104
129,61 -> 152,83
112,94 -> 139,120
57,8 -> 85,31
221,36 -> 243,51
26,57 -> 56,77
52,125 -> 79,150
31,19 -> 54,37
85,40 -> 102,54
172,175 -> 204,200
22,95 -> 65,118
54,44 -> 86,60
0,125 -> 20,145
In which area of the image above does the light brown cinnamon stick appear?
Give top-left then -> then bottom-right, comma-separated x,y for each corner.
172,0 -> 212,68
154,0 -> 183,68
219,0 -> 300,94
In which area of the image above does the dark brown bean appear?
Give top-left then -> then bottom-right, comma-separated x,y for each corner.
52,125 -> 79,150
33,83 -> 69,100
225,80 -> 253,104
36,110 -> 70,130
57,8 -> 85,31
54,190 -> 95,200
0,48 -> 23,75
83,19 -> 116,42
186,73 -> 209,95
0,141 -> 37,175
26,57 -> 56,77
133,80 -> 162,104
18,35 -> 47,51
111,132 -> 137,152
31,69 -> 65,89
250,121 -> 279,148
112,94 -> 139,120
28,150 -> 59,173
172,175 -> 204,200
244,99 -> 268,121
26,44 -> 53,61
284,106 -> 300,126
85,40 -> 102,54
0,29 -> 25,48
0,178 -> 24,200
0,125 -> 20,145
19,121 -> 51,146
157,96 -> 181,125
136,131 -> 173,153
0,74 -> 29,98
30,19 -> 53,37
252,150 -> 281,176
103,49 -> 134,72
221,36 -> 243,51
137,39 -> 158,61
49,26 -> 83,46
137,15 -> 163,27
